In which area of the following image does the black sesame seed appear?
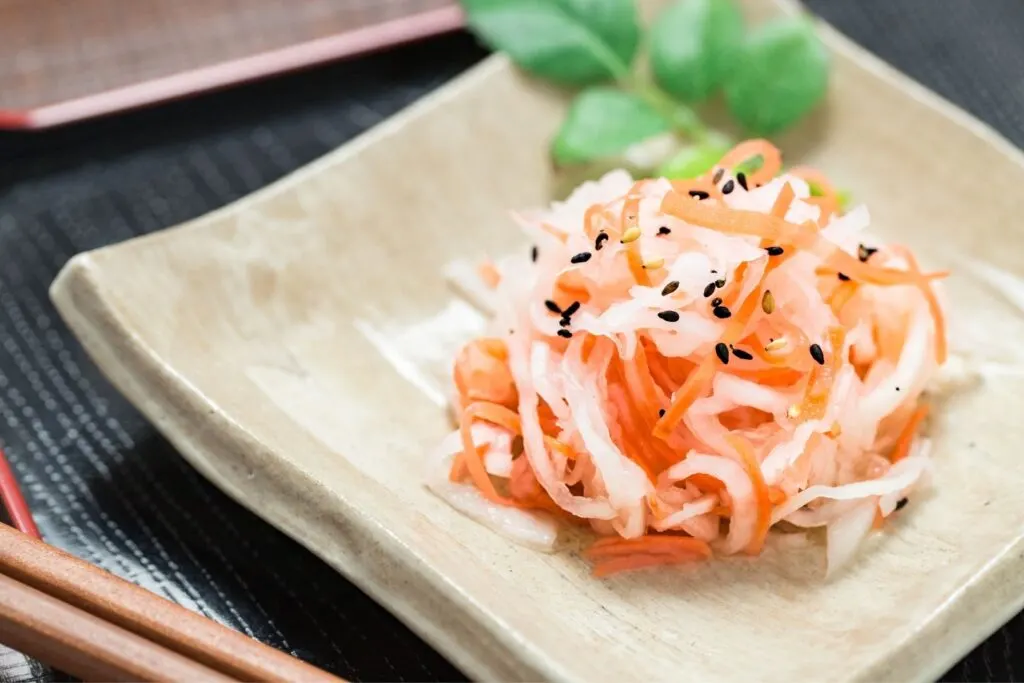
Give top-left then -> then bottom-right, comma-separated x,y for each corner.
732,348 -> 754,361
766,246 -> 785,256
712,168 -> 725,184
809,343 -> 825,365
557,329 -> 573,339
711,297 -> 723,307
895,497 -> 909,511
736,172 -> 748,190
838,272 -> 851,282
657,310 -> 680,322
721,179 -> 735,194
531,245 -> 539,262
715,342 -> 730,364
703,282 -> 717,298
595,232 -> 609,250
544,299 -> 561,314
657,226 -> 671,235
570,251 -> 592,264
661,280 -> 680,296
559,318 -> 571,328
658,408 -> 666,418
713,306 -> 732,319
895,386 -> 901,392
562,301 -> 581,317
857,244 -> 878,263
715,278 -> 726,288
689,190 -> 710,200
711,269 -> 719,274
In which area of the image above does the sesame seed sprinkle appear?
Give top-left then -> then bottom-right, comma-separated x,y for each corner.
766,246 -> 784,256
858,244 -> 878,262
711,297 -> 722,307
715,342 -> 730,364
762,290 -> 775,314
657,310 -> 680,322
658,408 -> 666,417
661,280 -> 680,296
689,190 -> 710,200
895,498 -> 909,511
703,282 -> 717,298
620,226 -> 642,243
570,251 -> 592,264
732,347 -> 754,360
557,329 -> 573,339
544,300 -> 561,314
809,343 -> 825,365
721,179 -> 735,194
715,278 -> 726,288
713,306 -> 732,319
736,172 -> 749,190
562,301 -> 581,317
595,232 -> 609,250
559,318 -> 571,328
531,245 -> 539,262
712,168 -> 724,184
643,257 -> 665,270
657,226 -> 671,235
838,272 -> 851,281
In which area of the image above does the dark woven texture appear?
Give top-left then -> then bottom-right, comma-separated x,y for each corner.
1,1 -> 1022,681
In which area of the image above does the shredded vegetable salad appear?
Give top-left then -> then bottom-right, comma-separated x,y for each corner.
430,140 -> 948,577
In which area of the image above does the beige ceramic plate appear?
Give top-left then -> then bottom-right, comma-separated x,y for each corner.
51,0 -> 1024,680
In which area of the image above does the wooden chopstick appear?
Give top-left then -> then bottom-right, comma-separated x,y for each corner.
0,523 -> 345,682
0,572 -> 233,682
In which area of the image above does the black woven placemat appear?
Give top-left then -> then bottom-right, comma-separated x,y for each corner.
1,2 -> 1022,681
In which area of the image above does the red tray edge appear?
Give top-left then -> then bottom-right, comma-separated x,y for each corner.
0,5 -> 465,130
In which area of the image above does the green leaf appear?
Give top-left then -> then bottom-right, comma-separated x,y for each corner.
656,137 -> 732,178
649,0 -> 744,102
461,0 -> 640,85
723,17 -> 829,135
552,88 -> 672,165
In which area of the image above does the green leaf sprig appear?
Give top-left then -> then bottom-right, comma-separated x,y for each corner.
460,0 -> 829,176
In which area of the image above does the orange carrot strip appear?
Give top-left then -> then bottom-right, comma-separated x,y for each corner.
716,139 -> 782,186
679,474 -> 721,494
768,486 -> 787,506
459,403 -> 520,502
585,535 -> 712,558
663,192 -> 939,290
828,280 -> 859,316
770,182 -> 795,218
477,259 -> 501,289
727,434 -> 771,555
901,249 -> 948,365
653,357 -> 715,440
890,404 -> 930,463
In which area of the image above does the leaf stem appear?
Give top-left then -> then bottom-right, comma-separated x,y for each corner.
631,80 -> 708,143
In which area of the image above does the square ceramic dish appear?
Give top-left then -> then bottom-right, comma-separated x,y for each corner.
51,0 -> 1024,680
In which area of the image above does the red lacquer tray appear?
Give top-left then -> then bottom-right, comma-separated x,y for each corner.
0,0 -> 462,129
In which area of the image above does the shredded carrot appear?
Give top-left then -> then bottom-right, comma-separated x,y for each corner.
727,434 -> 771,554
716,139 -> 782,186
900,249 -> 948,364
653,357 -> 715,439
770,182 -> 796,218
890,404 -> 930,463
586,535 -> 712,575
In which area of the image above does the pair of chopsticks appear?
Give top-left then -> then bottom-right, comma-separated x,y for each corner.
0,461 -> 346,682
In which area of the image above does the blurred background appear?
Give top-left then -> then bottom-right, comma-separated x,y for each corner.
1,1 -> 1023,681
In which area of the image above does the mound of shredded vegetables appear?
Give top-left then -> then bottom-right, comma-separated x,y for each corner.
430,140 -> 948,577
